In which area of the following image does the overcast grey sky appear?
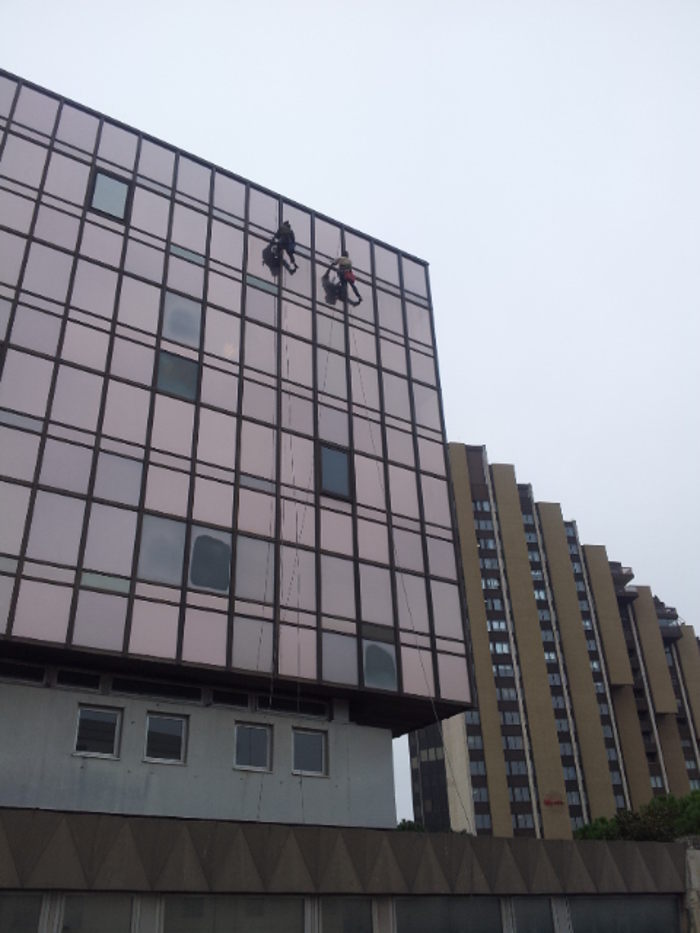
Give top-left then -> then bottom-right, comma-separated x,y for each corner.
5,0 -> 699,821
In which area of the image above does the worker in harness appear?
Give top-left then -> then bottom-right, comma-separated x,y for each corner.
322,251 -> 362,306
262,220 -> 297,274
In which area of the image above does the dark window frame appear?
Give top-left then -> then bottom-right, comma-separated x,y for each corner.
144,712 -> 188,764
234,722 -> 272,772
87,167 -> 133,223
292,727 -> 327,777
317,442 -> 353,501
74,705 -> 122,758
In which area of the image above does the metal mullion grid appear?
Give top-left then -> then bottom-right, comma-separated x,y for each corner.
65,133 -> 143,650
310,213 -> 324,685
272,196 -> 284,684
366,239 -> 402,694
124,147 -> 180,659
532,501 -> 589,825
397,257 -> 437,699
339,228 -> 367,693
5,91 -> 84,639
484,456 -> 542,836
227,182 -> 252,671
421,261 -> 474,704
172,160 -> 215,665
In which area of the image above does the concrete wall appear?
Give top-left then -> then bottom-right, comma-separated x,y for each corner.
0,681 -> 396,828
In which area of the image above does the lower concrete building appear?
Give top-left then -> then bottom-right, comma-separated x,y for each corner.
0,807 -> 694,932
410,444 -> 700,839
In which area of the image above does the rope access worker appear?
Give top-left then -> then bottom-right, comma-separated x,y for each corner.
263,220 -> 297,274
325,250 -> 361,305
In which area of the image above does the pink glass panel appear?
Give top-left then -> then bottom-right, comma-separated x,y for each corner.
322,632 -> 358,686
172,203 -> 207,254
427,537 -> 457,580
357,519 -> 389,564
438,653 -> 470,702
396,573 -> 429,632
388,465 -> 419,519
280,500 -> 315,547
181,608 -> 228,666
386,428 -> 414,466
61,321 -> 109,371
321,509 -> 353,556
278,625 -> 316,679
237,489 -> 275,537
110,337 -> 154,385
354,455 -> 385,511
138,140 -> 175,186
13,580 -> 72,643
57,105 -> 99,152
359,563 -> 393,625
193,477 -> 234,528
26,491 -> 85,565
130,187 -> 170,238
102,380 -> 149,444
401,646 -> 434,697
0,427 -> 40,481
98,122 -> 137,168
70,259 -> 118,318
281,335 -> 312,387
240,422 -> 275,480
0,576 -> 13,634
431,581 -> 464,640
281,433 -> 313,488
0,230 -> 25,286
0,134 -> 47,187
14,86 -> 58,133
421,475 -> 451,527
10,305 -> 61,355
22,243 -> 73,302
232,616 -> 273,673
34,206 -> 79,250
418,437 -> 445,475
210,220 -> 243,268
393,529 -> 424,572
129,599 -> 179,659
83,504 -> 137,575
197,408 -> 236,468
279,546 -> 316,611
145,465 -> 190,517
0,481 -> 31,554
72,590 -> 127,651
151,396 -> 194,458
50,366 -> 102,431
321,555 -> 355,619
118,275 -> 161,333
40,439 -> 92,494
204,307 -> 240,360
44,153 -> 89,204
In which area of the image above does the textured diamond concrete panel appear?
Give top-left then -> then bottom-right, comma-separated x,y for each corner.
0,809 -> 686,896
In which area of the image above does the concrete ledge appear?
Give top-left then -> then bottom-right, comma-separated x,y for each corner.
0,808 -> 687,895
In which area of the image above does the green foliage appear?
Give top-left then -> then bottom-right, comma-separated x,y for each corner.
396,819 -> 425,832
574,790 -> 700,841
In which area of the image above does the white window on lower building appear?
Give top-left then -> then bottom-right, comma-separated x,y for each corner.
145,714 -> 187,763
292,728 -> 327,776
234,723 -> 272,771
75,706 -> 122,758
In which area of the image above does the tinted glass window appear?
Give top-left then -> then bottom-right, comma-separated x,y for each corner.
137,515 -> 186,586
90,172 -> 129,220
320,445 -> 350,498
0,894 -> 42,933
163,292 -> 202,347
76,707 -> 120,756
321,898 -> 372,933
146,715 -> 186,762
235,724 -> 270,770
62,895 -> 133,933
157,351 -> 198,401
189,527 -> 232,593
292,729 -> 325,774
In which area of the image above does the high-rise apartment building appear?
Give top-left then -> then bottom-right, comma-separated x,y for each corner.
0,70 -> 471,830
410,444 -> 700,839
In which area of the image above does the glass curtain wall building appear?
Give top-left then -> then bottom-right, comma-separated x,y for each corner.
0,70 -> 470,825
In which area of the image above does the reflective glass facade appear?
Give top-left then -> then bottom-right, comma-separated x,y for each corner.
0,71 -> 470,731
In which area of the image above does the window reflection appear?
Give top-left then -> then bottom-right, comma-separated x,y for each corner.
189,526 -> 232,593
138,514 -> 186,586
156,351 -> 198,401
90,171 -> 129,221
363,640 -> 397,691
163,292 -> 202,347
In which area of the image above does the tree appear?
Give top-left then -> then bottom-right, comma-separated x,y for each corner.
574,790 -> 700,841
